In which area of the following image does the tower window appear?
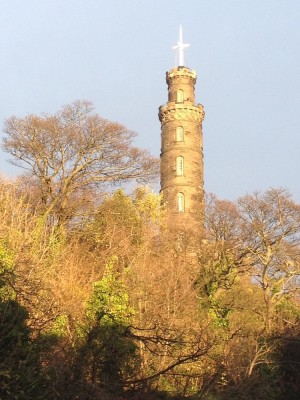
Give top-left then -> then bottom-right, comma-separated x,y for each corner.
177,193 -> 185,212
176,156 -> 184,176
177,89 -> 184,103
176,126 -> 184,141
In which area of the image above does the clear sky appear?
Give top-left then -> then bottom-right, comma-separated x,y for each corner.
0,0 -> 299,201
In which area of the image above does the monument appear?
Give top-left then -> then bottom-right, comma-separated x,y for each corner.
159,26 -> 205,230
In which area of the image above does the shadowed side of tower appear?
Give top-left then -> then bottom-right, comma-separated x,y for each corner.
159,66 -> 205,230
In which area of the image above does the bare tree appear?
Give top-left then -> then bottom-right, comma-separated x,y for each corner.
2,100 -> 159,226
237,188 -> 300,332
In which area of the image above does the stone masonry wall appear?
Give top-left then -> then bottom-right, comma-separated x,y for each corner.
159,67 -> 205,228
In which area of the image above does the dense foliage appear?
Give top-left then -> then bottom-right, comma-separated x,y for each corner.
1,105 -> 300,399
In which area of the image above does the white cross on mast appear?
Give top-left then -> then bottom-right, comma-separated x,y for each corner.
172,25 -> 190,67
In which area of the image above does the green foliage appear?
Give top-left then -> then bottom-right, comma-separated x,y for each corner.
0,242 -> 14,271
86,256 -> 134,325
0,241 -> 15,301
133,186 -> 163,224
75,257 -> 139,395
31,214 -> 66,265
45,314 -> 69,339
275,297 -> 300,320
196,245 -> 238,330
83,188 -> 162,255
0,300 -> 48,399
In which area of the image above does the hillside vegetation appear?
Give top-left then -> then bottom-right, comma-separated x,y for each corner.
1,103 -> 300,399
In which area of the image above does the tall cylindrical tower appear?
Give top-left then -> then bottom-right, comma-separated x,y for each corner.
159,66 -> 205,228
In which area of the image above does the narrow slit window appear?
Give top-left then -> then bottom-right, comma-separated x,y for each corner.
176,126 -> 184,141
176,156 -> 184,176
177,89 -> 184,103
177,193 -> 185,213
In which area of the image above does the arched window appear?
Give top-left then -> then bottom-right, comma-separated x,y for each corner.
176,156 -> 184,176
176,126 -> 184,141
177,193 -> 185,213
177,89 -> 184,103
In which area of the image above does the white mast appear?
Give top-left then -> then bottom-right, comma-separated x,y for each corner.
172,24 -> 190,67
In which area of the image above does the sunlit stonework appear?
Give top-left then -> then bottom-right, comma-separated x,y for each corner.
159,28 -> 205,229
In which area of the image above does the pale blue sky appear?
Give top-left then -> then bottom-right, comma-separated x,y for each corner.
0,0 -> 299,201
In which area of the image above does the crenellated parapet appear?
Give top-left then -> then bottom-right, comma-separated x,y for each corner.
166,67 -> 197,83
159,103 -> 204,125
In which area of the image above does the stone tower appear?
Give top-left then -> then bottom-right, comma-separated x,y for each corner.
159,28 -> 205,229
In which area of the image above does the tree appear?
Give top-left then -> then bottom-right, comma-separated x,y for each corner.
237,188 -> 300,333
194,191 -> 300,398
74,257 -> 139,396
0,223 -> 48,399
2,100 -> 159,227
